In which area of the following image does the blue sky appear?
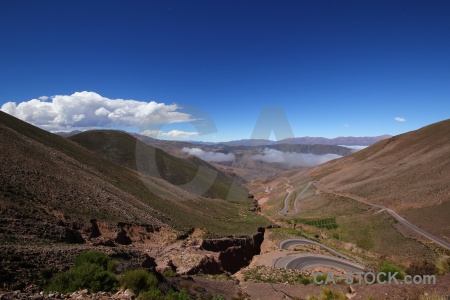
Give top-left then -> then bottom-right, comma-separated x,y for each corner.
0,0 -> 449,141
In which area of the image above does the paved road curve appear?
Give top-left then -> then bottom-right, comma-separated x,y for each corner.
280,238 -> 349,260
274,253 -> 365,272
292,181 -> 314,213
278,181 -> 293,215
279,181 -> 314,215
313,182 -> 450,251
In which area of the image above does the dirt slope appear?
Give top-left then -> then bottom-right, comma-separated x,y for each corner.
0,111 -> 268,235
311,119 -> 450,239
69,130 -> 246,201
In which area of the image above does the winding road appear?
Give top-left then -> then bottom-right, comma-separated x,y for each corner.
271,179 -> 450,275
292,182 -> 314,214
280,238 -> 349,260
313,182 -> 450,251
278,181 -> 293,215
279,181 -> 314,215
275,253 -> 365,272
275,239 -> 365,272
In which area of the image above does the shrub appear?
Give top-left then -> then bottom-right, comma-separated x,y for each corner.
138,287 -> 165,300
46,263 -> 117,293
320,287 -> 346,300
313,273 -> 329,285
120,269 -> 158,295
300,277 -> 311,285
163,269 -> 178,278
379,262 -> 405,281
406,260 -> 438,276
435,257 -> 450,275
45,251 -> 118,293
166,289 -> 190,300
74,251 -> 116,272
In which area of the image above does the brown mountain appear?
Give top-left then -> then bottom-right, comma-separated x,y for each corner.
68,130 -> 245,201
0,111 -> 271,290
311,119 -> 450,240
0,111 -> 268,238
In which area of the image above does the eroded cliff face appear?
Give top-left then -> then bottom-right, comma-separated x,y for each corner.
194,227 -> 265,274
153,227 -> 266,276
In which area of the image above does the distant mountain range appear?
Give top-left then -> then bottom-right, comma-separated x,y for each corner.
54,130 -> 386,181
212,135 -> 392,146
55,130 -> 391,147
53,130 -> 83,137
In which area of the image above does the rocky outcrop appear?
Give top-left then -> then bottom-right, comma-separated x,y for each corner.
115,229 -> 132,245
63,228 -> 85,244
113,222 -> 161,245
198,227 -> 265,274
156,228 -> 265,276
248,199 -> 261,212
186,255 -> 222,275
87,219 -> 101,238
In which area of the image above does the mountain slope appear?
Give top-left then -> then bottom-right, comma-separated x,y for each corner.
214,143 -> 353,156
0,111 -> 269,238
310,119 -> 450,240
69,130 -> 246,201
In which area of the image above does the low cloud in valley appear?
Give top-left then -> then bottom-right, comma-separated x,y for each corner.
182,147 -> 235,162
251,148 -> 342,168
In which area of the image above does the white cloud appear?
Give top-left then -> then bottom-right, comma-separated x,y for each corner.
251,148 -> 342,168
141,129 -> 199,138
394,117 -> 406,122
182,147 -> 235,162
0,91 -> 194,131
339,145 -> 367,152
38,96 -> 49,101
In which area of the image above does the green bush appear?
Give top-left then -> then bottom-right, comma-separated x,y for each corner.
407,260 -> 438,276
74,251 -> 116,272
163,269 -> 178,278
46,263 -> 117,293
120,269 -> 158,295
138,287 -> 165,300
138,288 -> 197,300
320,287 -> 346,300
45,251 -> 118,293
379,262 -> 405,281
300,277 -> 311,285
166,289 -> 190,300
313,273 -> 329,285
